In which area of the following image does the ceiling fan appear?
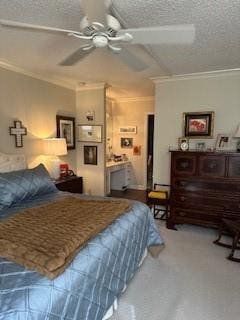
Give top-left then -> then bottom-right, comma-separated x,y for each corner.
0,0 -> 195,71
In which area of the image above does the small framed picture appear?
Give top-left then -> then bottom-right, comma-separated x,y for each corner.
196,142 -> 206,151
133,145 -> 141,155
183,111 -> 214,138
119,126 -> 137,134
84,146 -> 97,165
215,134 -> 232,151
121,137 -> 133,148
78,125 -> 102,143
86,111 -> 95,122
56,115 -> 75,150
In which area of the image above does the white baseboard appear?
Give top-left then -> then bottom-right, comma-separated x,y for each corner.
128,185 -> 146,190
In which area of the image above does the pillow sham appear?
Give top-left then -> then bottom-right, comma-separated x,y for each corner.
0,164 -> 57,210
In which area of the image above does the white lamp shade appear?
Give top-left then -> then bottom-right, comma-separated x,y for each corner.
43,138 -> 67,156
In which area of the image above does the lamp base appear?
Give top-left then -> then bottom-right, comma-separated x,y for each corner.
48,157 -> 61,180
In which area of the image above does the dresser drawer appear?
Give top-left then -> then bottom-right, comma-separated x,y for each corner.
171,207 -> 220,227
199,155 -> 226,177
228,156 -> 240,178
171,193 -> 227,211
172,154 -> 197,176
172,178 -> 240,193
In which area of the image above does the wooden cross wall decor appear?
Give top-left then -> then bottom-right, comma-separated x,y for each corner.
9,121 -> 27,148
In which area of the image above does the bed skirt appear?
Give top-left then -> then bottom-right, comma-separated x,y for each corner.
102,248 -> 148,320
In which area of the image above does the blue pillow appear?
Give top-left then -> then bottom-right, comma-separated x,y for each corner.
0,164 -> 57,210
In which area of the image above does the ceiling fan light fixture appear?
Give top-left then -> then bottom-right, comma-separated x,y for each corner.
92,35 -> 108,48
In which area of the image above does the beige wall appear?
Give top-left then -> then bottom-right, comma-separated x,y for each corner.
111,98 -> 154,189
153,72 -> 240,184
0,67 -> 76,171
76,87 -> 106,196
106,98 -> 114,160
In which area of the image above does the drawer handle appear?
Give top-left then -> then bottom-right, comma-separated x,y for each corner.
180,196 -> 186,201
179,211 -> 187,217
208,162 -> 217,169
179,181 -> 187,186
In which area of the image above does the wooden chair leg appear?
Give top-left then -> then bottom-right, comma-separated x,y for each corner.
213,223 -> 232,248
227,233 -> 240,262
153,204 -> 168,221
160,205 -> 168,221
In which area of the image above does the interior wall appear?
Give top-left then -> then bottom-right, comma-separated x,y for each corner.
76,87 -> 106,196
0,67 -> 76,171
111,98 -> 154,189
153,72 -> 240,184
106,98 -> 113,160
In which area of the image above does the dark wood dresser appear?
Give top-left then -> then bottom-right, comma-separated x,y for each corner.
55,176 -> 83,194
168,151 -> 240,229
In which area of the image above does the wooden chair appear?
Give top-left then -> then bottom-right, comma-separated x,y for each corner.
147,183 -> 170,220
214,218 -> 240,262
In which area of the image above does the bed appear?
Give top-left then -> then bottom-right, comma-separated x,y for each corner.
0,152 -> 164,320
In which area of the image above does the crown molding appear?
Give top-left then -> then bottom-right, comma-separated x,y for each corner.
76,82 -> 107,91
151,68 -> 240,83
112,96 -> 154,103
0,61 -> 78,90
0,61 -> 108,91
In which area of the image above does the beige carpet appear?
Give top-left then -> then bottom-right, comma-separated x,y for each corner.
111,223 -> 240,320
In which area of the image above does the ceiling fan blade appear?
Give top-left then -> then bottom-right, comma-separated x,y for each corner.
81,0 -> 107,25
115,47 -> 148,72
59,46 -> 95,66
118,24 -> 195,45
0,19 -> 82,36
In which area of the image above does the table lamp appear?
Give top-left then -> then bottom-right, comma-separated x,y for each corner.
233,123 -> 240,152
43,138 -> 67,179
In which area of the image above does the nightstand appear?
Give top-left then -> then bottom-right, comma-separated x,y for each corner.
55,176 -> 83,194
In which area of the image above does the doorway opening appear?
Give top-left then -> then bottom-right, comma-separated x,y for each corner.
147,114 -> 154,190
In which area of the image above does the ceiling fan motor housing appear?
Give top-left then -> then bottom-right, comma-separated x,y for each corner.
80,14 -> 121,36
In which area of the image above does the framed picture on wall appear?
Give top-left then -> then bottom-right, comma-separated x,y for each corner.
119,126 -> 137,134
56,115 -> 75,149
86,111 -> 95,122
183,111 -> 214,138
78,125 -> 102,143
84,145 -> 98,165
133,145 -> 141,155
121,137 -> 133,148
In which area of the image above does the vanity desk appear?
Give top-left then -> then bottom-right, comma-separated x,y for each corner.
106,161 -> 131,194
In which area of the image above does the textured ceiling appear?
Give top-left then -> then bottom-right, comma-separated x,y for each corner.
0,0 -> 239,98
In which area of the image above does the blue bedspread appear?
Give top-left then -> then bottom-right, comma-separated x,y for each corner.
0,192 -> 163,320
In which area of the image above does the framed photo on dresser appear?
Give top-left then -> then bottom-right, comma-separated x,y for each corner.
215,134 -> 233,151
